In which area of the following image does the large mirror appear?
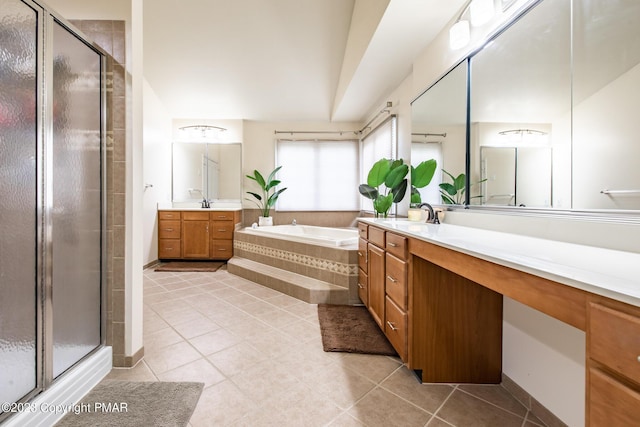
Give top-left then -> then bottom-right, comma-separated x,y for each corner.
171,143 -> 242,202
470,0 -> 570,208
412,0 -> 640,213
411,61 -> 468,205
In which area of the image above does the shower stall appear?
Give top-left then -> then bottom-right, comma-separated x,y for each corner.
1,0 -> 106,422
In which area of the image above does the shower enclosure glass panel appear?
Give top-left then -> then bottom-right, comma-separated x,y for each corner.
0,0 -> 38,405
51,21 -> 102,378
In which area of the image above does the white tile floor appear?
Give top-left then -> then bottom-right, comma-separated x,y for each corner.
105,267 -> 548,427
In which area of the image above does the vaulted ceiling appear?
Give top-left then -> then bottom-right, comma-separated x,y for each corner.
142,0 -> 466,122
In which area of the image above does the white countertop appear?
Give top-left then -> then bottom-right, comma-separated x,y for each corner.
157,202 -> 242,211
359,218 -> 640,308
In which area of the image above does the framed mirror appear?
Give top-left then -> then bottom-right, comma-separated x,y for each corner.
412,0 -> 640,215
171,142 -> 242,202
411,60 -> 468,205
469,0 -> 571,209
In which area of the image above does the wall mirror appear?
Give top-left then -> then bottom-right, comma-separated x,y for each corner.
171,142 -> 242,202
412,0 -> 640,214
411,61 -> 468,205
469,0 -> 570,209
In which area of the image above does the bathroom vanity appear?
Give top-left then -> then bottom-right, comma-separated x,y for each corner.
357,218 -> 640,425
158,207 -> 241,260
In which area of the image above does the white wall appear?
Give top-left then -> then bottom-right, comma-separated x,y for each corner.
142,80 -> 172,265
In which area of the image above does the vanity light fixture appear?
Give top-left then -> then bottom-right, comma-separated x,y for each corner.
449,0 -> 496,50
470,0 -> 495,27
498,128 -> 548,145
449,20 -> 471,50
178,125 -> 227,142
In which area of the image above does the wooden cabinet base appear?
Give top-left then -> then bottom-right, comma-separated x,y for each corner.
410,256 -> 503,384
158,210 -> 240,261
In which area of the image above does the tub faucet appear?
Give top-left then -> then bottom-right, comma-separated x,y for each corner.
418,203 -> 440,224
292,219 -> 297,225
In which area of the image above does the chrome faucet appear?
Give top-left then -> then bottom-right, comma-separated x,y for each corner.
418,203 -> 440,224
201,198 -> 210,209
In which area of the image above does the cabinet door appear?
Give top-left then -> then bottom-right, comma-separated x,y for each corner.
182,220 -> 210,258
367,243 -> 385,328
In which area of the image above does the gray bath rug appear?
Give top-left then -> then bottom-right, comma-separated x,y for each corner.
55,380 -> 204,427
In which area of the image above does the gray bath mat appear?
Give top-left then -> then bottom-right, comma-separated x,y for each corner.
55,380 -> 203,427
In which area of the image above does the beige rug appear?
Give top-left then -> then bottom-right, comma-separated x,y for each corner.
317,304 -> 397,356
56,380 -> 203,427
154,261 -> 225,272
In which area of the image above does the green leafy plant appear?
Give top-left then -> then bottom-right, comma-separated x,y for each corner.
245,166 -> 287,217
439,169 -> 486,204
359,158 -> 409,217
410,159 -> 437,205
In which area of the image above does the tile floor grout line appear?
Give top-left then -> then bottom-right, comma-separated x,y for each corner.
456,386 -> 531,422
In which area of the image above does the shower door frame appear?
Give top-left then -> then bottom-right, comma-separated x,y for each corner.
42,12 -> 108,386
0,1 -> 107,420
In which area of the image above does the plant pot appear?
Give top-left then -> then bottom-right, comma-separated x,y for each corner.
258,216 -> 273,226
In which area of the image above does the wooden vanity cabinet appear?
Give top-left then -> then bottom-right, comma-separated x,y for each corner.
210,211 -> 237,260
158,210 -> 240,261
587,301 -> 640,425
357,236 -> 368,305
359,224 -> 409,361
158,211 -> 182,259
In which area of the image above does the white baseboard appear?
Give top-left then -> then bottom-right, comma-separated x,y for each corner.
2,346 -> 112,427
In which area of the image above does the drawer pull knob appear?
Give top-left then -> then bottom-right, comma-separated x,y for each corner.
637,356 -> 640,363
357,283 -> 364,289
387,275 -> 397,283
218,229 -> 227,232
387,321 -> 398,331
165,228 -> 173,232
358,252 -> 363,257
388,242 -> 398,247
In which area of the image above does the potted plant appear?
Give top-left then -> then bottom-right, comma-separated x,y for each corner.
359,158 -> 409,217
439,169 -> 486,204
245,166 -> 287,226
410,159 -> 438,205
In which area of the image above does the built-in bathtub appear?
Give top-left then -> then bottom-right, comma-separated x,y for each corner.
227,225 -> 360,304
244,224 -> 359,246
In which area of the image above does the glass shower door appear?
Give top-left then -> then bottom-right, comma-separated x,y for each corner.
51,20 -> 102,378
0,0 -> 39,407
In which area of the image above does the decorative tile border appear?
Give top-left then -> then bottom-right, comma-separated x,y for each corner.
234,240 -> 358,277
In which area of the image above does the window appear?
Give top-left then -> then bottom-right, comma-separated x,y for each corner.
360,115 -> 397,210
276,139 -> 359,211
411,141 -> 443,204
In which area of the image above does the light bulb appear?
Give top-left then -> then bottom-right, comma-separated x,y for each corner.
470,0 -> 494,27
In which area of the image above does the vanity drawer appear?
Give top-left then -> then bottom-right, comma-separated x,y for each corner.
183,211 -> 209,221
158,239 -> 181,258
385,296 -> 407,361
212,240 -> 233,259
212,220 -> 234,240
589,367 -> 640,426
385,253 -> 407,310
589,303 -> 640,384
386,232 -> 407,260
158,220 -> 181,239
358,269 -> 368,306
368,226 -> 385,248
159,211 -> 181,220
358,238 -> 368,272
358,222 -> 368,239
210,211 -> 236,221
